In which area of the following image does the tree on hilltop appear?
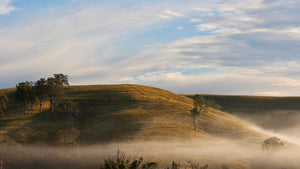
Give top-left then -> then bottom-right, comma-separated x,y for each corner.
35,78 -> 48,112
16,82 -> 35,115
47,74 -> 69,112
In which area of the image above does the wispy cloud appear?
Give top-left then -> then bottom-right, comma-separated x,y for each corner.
176,26 -> 184,30
164,10 -> 184,17
158,9 -> 185,19
196,24 -> 218,31
1,0 -> 300,95
0,0 -> 15,15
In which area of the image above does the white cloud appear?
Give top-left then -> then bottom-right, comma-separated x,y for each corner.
164,10 -> 184,17
176,26 -> 184,30
189,18 -> 202,23
196,24 -> 218,31
158,14 -> 172,19
0,0 -> 15,15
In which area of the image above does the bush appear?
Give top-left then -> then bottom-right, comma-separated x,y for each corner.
12,127 -> 48,144
188,161 -> 208,169
166,161 -> 180,169
100,150 -> 158,169
55,100 -> 81,119
52,127 -> 80,146
261,136 -> 285,152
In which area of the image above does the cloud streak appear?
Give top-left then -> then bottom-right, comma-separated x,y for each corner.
0,0 -> 15,15
1,0 -> 300,96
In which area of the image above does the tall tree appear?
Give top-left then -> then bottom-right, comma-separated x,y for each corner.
27,81 -> 37,111
15,82 -> 31,115
35,78 -> 48,112
190,94 -> 209,131
0,92 -> 9,114
47,74 -> 69,112
54,73 -> 69,86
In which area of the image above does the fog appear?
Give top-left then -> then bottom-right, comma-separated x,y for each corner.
2,112 -> 300,169
1,136 -> 300,169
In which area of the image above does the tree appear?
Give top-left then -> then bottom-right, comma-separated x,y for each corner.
0,92 -> 9,114
54,73 -> 69,86
190,94 -> 209,131
15,82 -> 32,115
35,78 -> 48,112
46,74 -> 69,112
55,100 -> 80,118
27,82 -> 38,111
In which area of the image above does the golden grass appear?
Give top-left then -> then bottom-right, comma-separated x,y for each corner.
0,84 -> 267,145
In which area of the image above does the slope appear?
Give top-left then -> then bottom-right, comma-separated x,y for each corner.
202,94 -> 300,139
0,84 -> 265,145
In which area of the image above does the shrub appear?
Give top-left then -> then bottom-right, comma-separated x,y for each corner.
166,161 -> 180,169
55,100 -> 81,119
100,150 -> 158,169
52,127 -> 80,146
12,127 -> 48,144
188,161 -> 208,169
261,136 -> 285,152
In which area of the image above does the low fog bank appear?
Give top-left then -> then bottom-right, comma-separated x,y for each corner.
1,138 -> 300,169
235,110 -> 300,145
235,110 -> 300,135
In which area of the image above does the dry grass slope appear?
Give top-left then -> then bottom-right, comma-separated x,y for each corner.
0,84 -> 266,145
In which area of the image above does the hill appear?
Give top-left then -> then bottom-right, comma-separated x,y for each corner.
0,84 -> 266,145
201,95 -> 300,132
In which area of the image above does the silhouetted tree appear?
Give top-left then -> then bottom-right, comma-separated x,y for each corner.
190,94 -> 209,130
27,82 -> 38,111
0,92 -> 9,114
46,74 -> 69,112
35,78 -> 48,112
54,73 -> 69,86
16,82 -> 32,115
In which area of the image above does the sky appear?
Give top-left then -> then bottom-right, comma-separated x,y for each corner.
0,0 -> 300,96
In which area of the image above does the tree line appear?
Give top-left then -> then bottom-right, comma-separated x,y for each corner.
15,73 -> 69,115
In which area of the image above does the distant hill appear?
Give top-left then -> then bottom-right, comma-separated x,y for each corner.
200,95 -> 300,131
0,85 -> 266,145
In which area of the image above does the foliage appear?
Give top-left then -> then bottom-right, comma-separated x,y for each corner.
12,127 -> 48,144
205,98 -> 221,110
55,99 -> 80,119
190,94 -> 222,130
190,95 -> 209,130
46,74 -> 69,112
261,136 -> 285,152
15,81 -> 35,115
52,127 -> 80,146
100,150 -> 158,169
166,161 -> 180,169
188,161 -> 208,169
0,92 -> 9,114
35,78 -> 48,112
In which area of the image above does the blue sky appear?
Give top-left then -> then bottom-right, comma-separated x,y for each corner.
1,0 -> 300,95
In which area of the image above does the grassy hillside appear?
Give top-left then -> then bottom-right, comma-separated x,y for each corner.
202,95 -> 300,114
0,85 -> 265,145
201,95 -> 300,130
